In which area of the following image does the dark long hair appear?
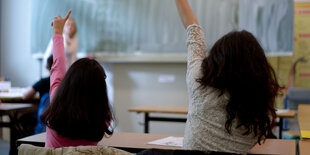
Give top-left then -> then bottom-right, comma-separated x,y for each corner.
46,55 -> 53,71
197,30 -> 280,143
41,58 -> 113,141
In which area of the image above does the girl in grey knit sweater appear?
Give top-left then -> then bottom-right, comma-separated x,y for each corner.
175,0 -> 281,154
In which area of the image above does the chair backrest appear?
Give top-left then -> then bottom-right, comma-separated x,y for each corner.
18,144 -> 133,155
136,148 -> 240,155
34,93 -> 50,134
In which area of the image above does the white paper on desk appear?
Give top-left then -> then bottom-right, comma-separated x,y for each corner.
276,109 -> 289,114
147,136 -> 183,147
0,92 -> 23,98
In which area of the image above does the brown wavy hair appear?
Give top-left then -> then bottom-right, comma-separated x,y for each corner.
197,30 -> 280,144
41,58 -> 113,141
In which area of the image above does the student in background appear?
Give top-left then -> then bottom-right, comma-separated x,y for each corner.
23,55 -> 53,134
23,55 -> 53,101
40,10 -> 113,148
175,0 -> 280,154
43,17 -> 78,70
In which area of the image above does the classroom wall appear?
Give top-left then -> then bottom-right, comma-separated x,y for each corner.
102,62 -> 188,134
0,0 -> 187,135
102,57 -> 293,134
0,0 -> 298,136
0,0 -> 39,87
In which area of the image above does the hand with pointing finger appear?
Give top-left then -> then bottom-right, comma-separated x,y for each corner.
52,10 -> 72,35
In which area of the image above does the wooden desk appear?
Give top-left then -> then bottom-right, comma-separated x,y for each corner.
299,140 -> 310,155
0,103 -> 33,155
129,105 -> 296,138
17,132 -> 182,151
0,87 -> 39,103
128,105 -> 188,114
128,105 -> 187,133
276,109 -> 297,139
17,132 -> 296,154
298,104 -> 310,139
250,139 -> 296,155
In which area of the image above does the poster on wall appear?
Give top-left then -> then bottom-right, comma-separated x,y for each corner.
294,2 -> 310,88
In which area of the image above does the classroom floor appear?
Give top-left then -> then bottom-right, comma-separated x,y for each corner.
0,139 -> 10,155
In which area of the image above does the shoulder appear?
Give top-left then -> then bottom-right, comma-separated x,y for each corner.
38,77 -> 50,84
33,77 -> 50,87
43,76 -> 50,81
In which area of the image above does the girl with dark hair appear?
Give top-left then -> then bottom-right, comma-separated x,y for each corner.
40,10 -> 113,148
175,0 -> 280,154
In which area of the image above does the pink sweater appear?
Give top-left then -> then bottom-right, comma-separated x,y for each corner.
45,34 -> 98,148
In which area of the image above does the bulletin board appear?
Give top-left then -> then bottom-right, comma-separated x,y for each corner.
293,2 -> 310,88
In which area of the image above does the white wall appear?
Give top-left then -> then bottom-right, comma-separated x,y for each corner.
103,63 -> 188,135
0,0 -> 40,87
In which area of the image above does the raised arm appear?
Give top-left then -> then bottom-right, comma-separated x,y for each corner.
175,1 -> 206,91
50,10 -> 71,99
175,0 -> 199,29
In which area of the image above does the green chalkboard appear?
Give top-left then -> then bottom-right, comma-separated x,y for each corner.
31,0 -> 293,56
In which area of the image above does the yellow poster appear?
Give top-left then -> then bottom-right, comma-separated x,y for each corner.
294,3 -> 310,88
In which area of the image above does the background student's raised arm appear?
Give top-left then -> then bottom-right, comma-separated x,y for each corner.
52,10 -> 72,35
50,10 -> 71,99
174,0 -> 199,29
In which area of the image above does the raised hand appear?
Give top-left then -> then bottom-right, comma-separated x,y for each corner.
174,0 -> 199,29
51,10 -> 72,35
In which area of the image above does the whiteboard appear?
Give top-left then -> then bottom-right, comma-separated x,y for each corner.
31,0 -> 293,56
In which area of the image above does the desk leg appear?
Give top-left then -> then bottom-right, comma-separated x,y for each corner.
144,113 -> 149,133
9,112 -> 18,155
279,118 -> 283,139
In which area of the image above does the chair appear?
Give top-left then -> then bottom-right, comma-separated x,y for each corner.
18,144 -> 133,155
34,93 -> 50,134
283,57 -> 310,132
137,148 -> 241,155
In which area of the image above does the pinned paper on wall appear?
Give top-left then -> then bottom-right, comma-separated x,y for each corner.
293,2 -> 310,88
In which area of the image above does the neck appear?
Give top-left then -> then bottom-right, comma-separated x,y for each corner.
65,33 -> 75,39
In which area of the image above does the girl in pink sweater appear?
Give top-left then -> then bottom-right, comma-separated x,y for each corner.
40,10 -> 113,148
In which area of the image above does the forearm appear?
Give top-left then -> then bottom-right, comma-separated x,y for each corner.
49,10 -> 71,100
50,34 -> 66,99
175,0 -> 199,29
22,87 -> 36,100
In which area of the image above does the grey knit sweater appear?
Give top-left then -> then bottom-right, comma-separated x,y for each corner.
183,24 -> 257,154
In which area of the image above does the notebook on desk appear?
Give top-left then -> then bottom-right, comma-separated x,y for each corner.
301,130 -> 310,139
147,136 -> 183,147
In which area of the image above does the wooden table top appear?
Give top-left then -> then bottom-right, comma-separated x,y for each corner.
298,104 -> 310,130
276,109 -> 296,118
299,140 -> 310,155
250,139 -> 296,155
17,133 -> 46,147
99,132 -> 183,150
129,105 -> 296,118
0,103 -> 33,112
17,132 -> 296,154
0,87 -> 39,103
128,105 -> 188,114
298,104 -> 310,139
